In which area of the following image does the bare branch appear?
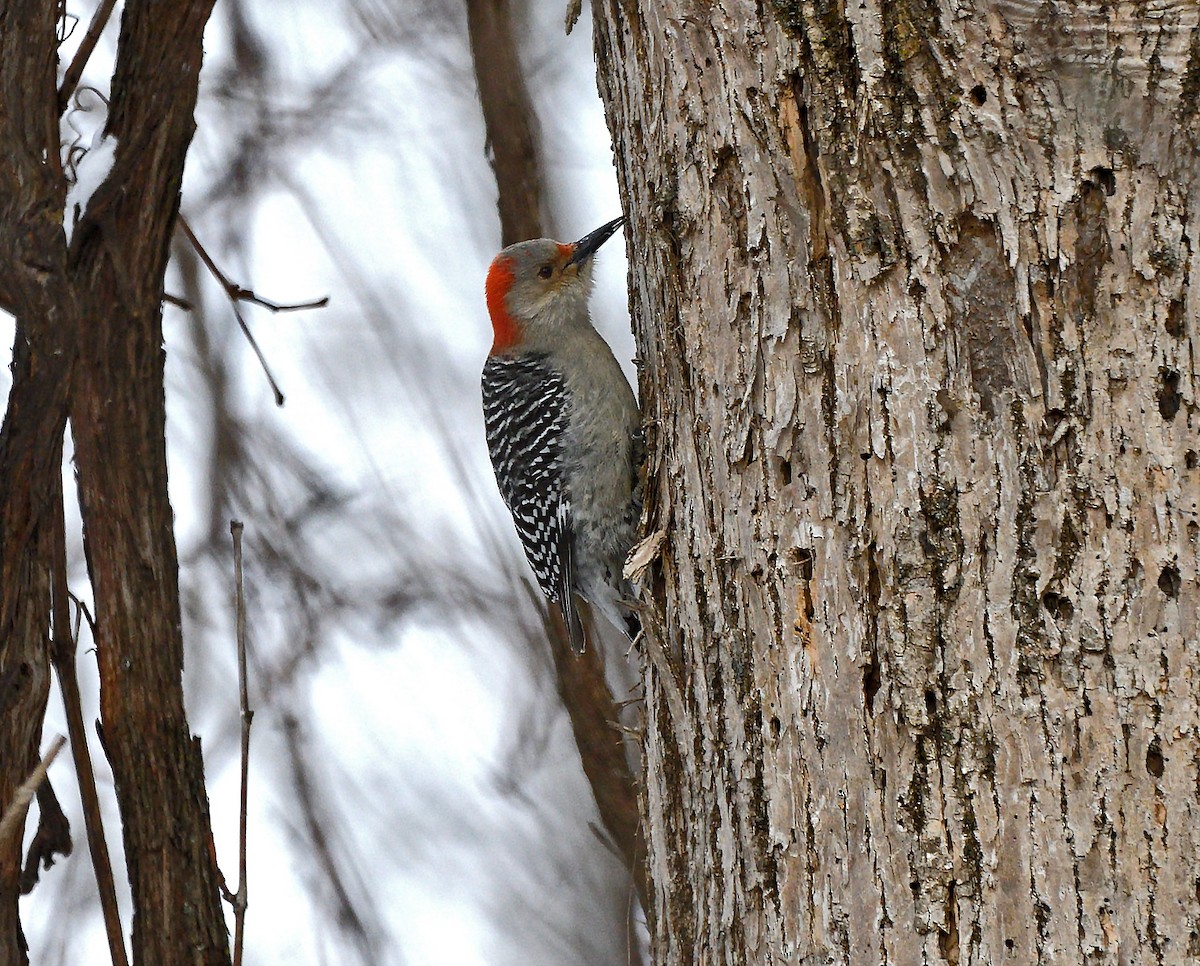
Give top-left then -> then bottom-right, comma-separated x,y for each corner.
19,780 -> 72,894
163,292 -> 194,311
0,3 -> 78,946
58,0 -> 119,111
178,214 -> 330,407
229,520 -> 253,966
51,477 -> 128,966
0,738 -> 66,853
465,0 -> 544,245
178,217 -> 286,405
67,0 -> 234,957
545,604 -> 648,913
232,290 -> 329,315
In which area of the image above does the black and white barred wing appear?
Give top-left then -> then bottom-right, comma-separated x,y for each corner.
482,355 -> 585,651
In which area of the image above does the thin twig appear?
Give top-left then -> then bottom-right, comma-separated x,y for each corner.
226,289 -> 329,315
68,592 -> 98,645
0,737 -> 67,851
178,215 -> 330,407
230,520 -> 254,966
58,0 -> 119,111
51,477 -> 129,966
163,292 -> 194,311
180,218 -> 285,406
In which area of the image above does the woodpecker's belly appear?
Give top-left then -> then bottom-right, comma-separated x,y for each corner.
561,353 -> 641,584
482,336 -> 640,624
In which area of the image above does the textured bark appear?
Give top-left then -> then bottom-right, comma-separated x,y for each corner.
0,3 -> 79,961
0,1 -> 226,962
69,1 -> 229,963
592,1 -> 1200,963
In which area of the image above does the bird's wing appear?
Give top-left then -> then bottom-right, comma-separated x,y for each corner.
555,500 -> 586,652
482,355 -> 584,652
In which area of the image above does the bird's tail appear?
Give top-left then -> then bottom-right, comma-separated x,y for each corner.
562,594 -> 587,653
584,578 -> 640,646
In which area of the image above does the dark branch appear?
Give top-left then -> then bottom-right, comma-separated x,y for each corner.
57,0 -> 119,111
178,214 -> 329,407
229,520 -> 253,966
18,781 -> 72,895
465,0 -> 544,245
50,476 -> 128,966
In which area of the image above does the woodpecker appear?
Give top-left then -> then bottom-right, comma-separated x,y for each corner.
481,216 -> 640,653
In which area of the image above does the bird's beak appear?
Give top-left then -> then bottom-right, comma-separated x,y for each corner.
564,216 -> 624,268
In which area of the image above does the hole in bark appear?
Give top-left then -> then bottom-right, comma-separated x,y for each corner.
780,458 -> 792,485
969,84 -> 987,105
1158,369 -> 1182,420
1042,591 -> 1074,621
1005,939 -> 1015,952
1089,166 -> 1116,196
924,689 -> 937,717
1166,299 -> 1186,338
769,716 -> 781,739
863,651 -> 881,715
1146,738 -> 1165,777
1158,564 -> 1181,599
936,388 -> 959,421
5,662 -> 31,696
1043,407 -> 1066,433
794,547 -> 813,580
1187,450 -> 1199,470
939,883 -> 960,962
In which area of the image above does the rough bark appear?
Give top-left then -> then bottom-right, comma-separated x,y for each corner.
69,1 -> 229,962
0,3 -> 80,960
0,1 -> 226,962
592,1 -> 1200,963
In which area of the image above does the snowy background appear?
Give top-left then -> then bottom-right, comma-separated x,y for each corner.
19,1 -> 640,963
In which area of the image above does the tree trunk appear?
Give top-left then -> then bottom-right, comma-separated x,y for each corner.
70,2 -> 228,962
0,4 -> 82,961
592,2 -> 1200,962
0,1 -> 226,962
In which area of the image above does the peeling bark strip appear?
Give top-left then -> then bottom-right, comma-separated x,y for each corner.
592,1 -> 1200,963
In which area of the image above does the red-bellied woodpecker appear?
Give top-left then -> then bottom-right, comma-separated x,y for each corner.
481,216 -> 640,653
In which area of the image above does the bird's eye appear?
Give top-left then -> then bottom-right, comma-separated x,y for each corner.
538,265 -> 553,279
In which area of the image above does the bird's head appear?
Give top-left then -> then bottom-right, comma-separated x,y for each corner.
486,216 -> 624,355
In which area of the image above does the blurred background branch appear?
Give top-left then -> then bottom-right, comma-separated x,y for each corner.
465,0 -> 543,245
